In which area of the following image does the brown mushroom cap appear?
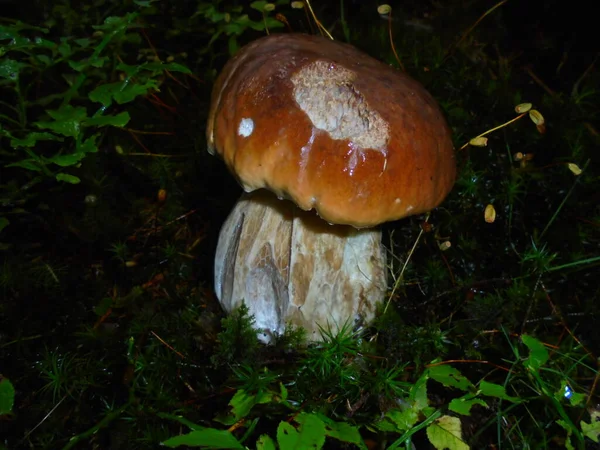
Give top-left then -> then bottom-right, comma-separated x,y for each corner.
207,33 -> 456,228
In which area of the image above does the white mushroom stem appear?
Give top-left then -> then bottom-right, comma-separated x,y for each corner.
214,190 -> 388,343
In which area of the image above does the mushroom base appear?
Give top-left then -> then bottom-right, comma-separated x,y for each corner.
214,190 -> 388,343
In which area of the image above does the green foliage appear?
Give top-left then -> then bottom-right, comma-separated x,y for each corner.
211,303 -> 260,366
0,378 -> 15,416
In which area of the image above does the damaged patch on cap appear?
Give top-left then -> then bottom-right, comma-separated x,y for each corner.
291,61 -> 389,150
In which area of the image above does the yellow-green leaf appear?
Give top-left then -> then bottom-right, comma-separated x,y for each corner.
528,109 -> 544,125
515,102 -> 532,113
426,415 -> 469,450
567,163 -> 582,176
469,136 -> 488,147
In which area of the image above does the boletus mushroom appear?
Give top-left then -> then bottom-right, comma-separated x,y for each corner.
207,33 -> 455,343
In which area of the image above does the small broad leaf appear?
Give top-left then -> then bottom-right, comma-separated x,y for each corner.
0,58 -> 22,81
410,372 -> 429,410
115,81 -> 158,104
478,381 -> 520,402
298,413 -> 366,449
256,434 -> 277,450
10,132 -> 63,148
85,111 -> 130,128
278,414 -> 325,449
142,61 -> 192,74
92,13 -> 137,34
47,152 -> 86,167
250,1 -> 271,12
229,389 -> 258,420
34,105 -> 88,138
522,335 -> 549,372
380,408 -> 419,432
427,365 -> 473,391
581,409 -> 600,443
68,56 -> 109,71
449,395 -> 488,416
77,134 -> 100,154
89,81 -> 156,107
161,429 -> 245,449
426,415 -> 469,450
55,173 -> 81,184
279,382 -> 288,402
0,378 -> 15,415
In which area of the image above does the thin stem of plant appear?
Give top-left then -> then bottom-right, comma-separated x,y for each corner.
445,0 -> 509,61
304,0 -> 334,40
387,9 -> 404,71
460,113 -> 526,150
540,159 -> 590,240
383,213 -> 429,315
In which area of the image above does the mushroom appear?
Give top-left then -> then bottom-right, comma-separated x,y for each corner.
207,34 -> 455,343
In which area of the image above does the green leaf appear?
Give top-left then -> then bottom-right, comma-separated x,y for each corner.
0,217 -> 9,234
55,173 -> 80,184
279,382 -> 288,402
297,413 -> 365,449
581,410 -> 600,443
10,132 -> 63,148
34,54 -> 51,66
427,365 -> 473,391
556,381 -> 585,406
57,39 -> 72,58
448,395 -> 487,416
85,112 -> 130,127
92,14 -> 137,34
229,389 -> 258,420
0,58 -> 22,81
77,134 -> 99,154
0,378 -> 15,415
426,416 -> 469,450
380,408 -> 419,433
74,38 -> 91,47
278,414 -> 326,449
161,429 -> 244,448
89,80 -> 157,107
34,105 -> 88,138
47,152 -> 86,167
410,372 -> 429,411
115,80 -> 157,104
478,381 -> 520,402
142,61 -> 191,74
68,56 -> 109,71
522,335 -> 549,372
256,434 -> 277,450
6,159 -> 43,171
250,1 -> 270,11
